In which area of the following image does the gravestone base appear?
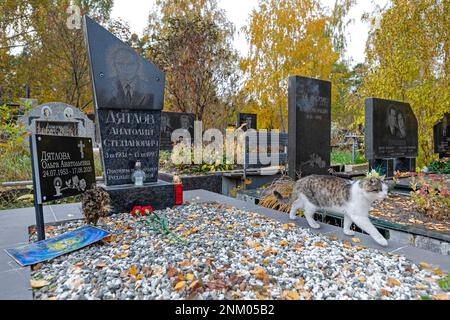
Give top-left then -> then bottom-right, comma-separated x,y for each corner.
369,158 -> 416,178
369,159 -> 394,178
100,180 -> 176,213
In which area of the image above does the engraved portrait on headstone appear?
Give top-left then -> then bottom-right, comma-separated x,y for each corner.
245,116 -> 253,130
159,112 -> 195,151
84,15 -> 165,186
237,113 -> 257,131
161,113 -> 172,134
434,113 -> 450,158
105,45 -> 154,109
180,114 -> 192,130
365,98 -> 418,177
386,106 -> 407,139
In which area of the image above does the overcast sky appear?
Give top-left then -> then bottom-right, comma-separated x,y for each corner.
111,0 -> 389,65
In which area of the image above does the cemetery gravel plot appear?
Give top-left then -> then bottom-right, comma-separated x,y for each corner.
30,204 -> 448,300
371,194 -> 450,234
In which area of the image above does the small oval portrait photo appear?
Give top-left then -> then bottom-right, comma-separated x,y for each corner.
64,107 -> 74,119
41,106 -> 52,118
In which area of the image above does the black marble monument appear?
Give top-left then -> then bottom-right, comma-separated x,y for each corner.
365,98 -> 418,177
160,112 -> 195,151
434,113 -> 450,158
288,76 -> 331,179
237,113 -> 257,131
84,16 -> 175,212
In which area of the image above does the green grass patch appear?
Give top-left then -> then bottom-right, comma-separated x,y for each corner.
331,152 -> 367,165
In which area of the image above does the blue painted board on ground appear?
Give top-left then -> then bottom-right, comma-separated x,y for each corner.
5,226 -> 111,267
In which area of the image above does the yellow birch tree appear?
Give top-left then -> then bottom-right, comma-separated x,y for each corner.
349,0 -> 449,166
241,0 -> 340,130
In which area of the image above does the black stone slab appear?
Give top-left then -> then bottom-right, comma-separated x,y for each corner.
31,134 -> 95,204
365,98 -> 418,177
434,113 -> 450,158
160,112 -> 195,151
288,76 -> 331,179
237,113 -> 257,130
365,98 -> 418,159
97,109 -> 161,185
101,181 -> 175,213
84,16 -> 166,187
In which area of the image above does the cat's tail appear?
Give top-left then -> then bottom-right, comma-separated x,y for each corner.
273,191 -> 290,205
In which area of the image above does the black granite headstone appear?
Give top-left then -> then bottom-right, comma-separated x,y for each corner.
237,113 -> 257,131
365,98 -> 418,177
288,76 -> 331,179
31,134 -> 95,203
84,16 -> 177,213
84,16 -> 164,186
434,113 -> 450,158
160,112 -> 195,151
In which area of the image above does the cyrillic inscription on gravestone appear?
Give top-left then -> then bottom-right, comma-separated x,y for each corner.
84,16 -> 165,186
97,109 -> 161,185
31,135 -> 95,204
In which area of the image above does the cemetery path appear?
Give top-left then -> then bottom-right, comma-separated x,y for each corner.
0,191 -> 448,300
0,203 -> 82,300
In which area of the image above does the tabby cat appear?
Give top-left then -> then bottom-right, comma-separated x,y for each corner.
274,175 -> 389,246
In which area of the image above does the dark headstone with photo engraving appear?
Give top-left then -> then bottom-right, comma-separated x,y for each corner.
84,15 -> 175,212
288,76 -> 331,179
365,98 -> 418,177
237,113 -> 257,131
160,112 -> 195,151
434,113 -> 450,158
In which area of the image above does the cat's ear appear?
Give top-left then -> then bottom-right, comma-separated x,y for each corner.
380,175 -> 386,181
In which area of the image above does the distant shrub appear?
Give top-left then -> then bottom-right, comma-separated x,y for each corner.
428,158 -> 450,174
410,173 -> 450,221
0,103 -> 32,182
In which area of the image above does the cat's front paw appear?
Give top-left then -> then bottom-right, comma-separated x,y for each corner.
309,222 -> 321,229
344,229 -> 355,236
289,214 -> 297,220
375,237 -> 388,247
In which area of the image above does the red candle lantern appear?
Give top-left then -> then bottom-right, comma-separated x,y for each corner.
174,183 -> 183,205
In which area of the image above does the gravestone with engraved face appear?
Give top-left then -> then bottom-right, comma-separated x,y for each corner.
365,98 -> 418,177
288,76 -> 331,179
18,102 -> 95,141
237,113 -> 257,131
84,16 -> 175,211
160,112 -> 195,151
434,113 -> 450,158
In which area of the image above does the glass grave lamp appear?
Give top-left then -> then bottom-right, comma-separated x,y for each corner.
131,161 -> 146,186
